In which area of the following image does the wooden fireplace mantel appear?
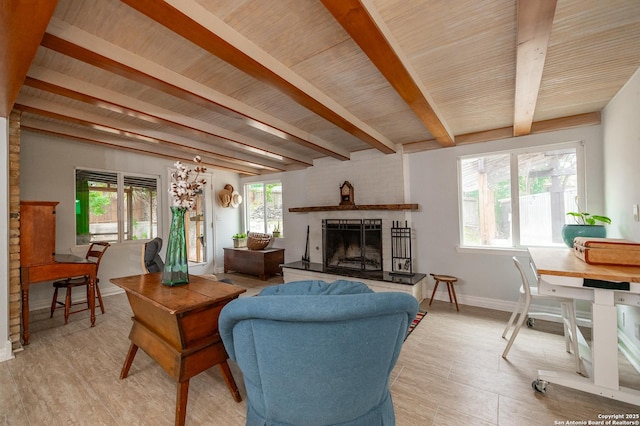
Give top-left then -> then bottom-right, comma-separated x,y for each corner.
289,203 -> 419,213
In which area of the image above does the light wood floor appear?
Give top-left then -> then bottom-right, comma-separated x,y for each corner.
2,273 -> 639,425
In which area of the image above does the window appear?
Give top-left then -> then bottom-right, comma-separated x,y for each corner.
245,181 -> 283,235
185,191 -> 206,263
459,143 -> 582,248
75,169 -> 159,244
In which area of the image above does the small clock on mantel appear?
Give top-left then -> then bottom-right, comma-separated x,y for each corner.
339,181 -> 355,206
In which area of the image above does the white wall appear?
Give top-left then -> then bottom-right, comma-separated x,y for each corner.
408,125 -> 604,310
16,123 -> 605,317
19,130 -> 241,310
6,70 -> 639,361
265,125 -> 604,312
603,67 -> 640,241
241,169 -> 308,264
603,67 -> 640,356
0,117 -> 12,362
242,150 -> 416,271
8,95 -> 622,357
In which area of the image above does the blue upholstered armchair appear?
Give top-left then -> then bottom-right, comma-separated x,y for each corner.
219,280 -> 419,426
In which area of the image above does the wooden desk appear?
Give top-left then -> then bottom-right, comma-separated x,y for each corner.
224,247 -> 284,280
21,254 -> 97,345
528,247 -> 640,405
110,273 -> 245,426
19,200 -> 98,345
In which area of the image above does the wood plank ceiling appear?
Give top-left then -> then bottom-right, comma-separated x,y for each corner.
5,0 -> 640,175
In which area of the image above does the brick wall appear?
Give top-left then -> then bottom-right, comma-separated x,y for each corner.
307,150 -> 406,206
303,150 -> 414,270
9,110 -> 21,350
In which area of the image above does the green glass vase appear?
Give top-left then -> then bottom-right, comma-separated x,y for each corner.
162,206 -> 189,286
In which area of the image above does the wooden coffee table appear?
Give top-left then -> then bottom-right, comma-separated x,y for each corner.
110,273 -> 246,426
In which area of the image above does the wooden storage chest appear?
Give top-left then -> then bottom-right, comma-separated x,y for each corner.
223,247 -> 284,280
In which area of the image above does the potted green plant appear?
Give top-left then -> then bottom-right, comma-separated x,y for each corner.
562,197 -> 611,247
272,222 -> 281,238
232,233 -> 247,248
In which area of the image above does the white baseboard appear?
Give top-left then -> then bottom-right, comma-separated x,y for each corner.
0,339 -> 15,362
440,293 -> 514,312
432,292 -> 593,326
28,287 -> 125,312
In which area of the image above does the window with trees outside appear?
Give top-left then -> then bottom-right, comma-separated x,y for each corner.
75,169 -> 159,244
459,143 -> 583,248
186,191 -> 206,263
245,181 -> 283,235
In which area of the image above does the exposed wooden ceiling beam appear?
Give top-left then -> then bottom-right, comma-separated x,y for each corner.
0,0 -> 58,117
513,0 -> 557,136
529,111 -> 600,133
403,112 -> 600,154
321,0 -> 455,147
121,0 -> 396,155
21,115 -> 261,176
15,94 -> 287,172
42,17 -> 351,161
24,67 -> 314,167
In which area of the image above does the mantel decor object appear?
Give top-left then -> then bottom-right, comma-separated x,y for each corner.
339,181 -> 354,206
162,156 -> 207,286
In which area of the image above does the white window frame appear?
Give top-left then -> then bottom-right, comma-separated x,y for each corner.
243,180 -> 283,234
458,141 -> 585,249
75,167 -> 160,244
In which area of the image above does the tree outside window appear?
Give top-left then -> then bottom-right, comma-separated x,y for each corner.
460,144 -> 581,248
76,170 -> 158,244
245,181 -> 283,235
186,191 -> 206,263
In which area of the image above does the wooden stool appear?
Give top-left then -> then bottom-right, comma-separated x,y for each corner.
429,274 -> 459,311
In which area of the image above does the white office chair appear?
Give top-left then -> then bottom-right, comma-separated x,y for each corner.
502,256 -> 582,374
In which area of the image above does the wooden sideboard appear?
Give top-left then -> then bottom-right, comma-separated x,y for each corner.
223,247 -> 284,280
20,201 -> 97,344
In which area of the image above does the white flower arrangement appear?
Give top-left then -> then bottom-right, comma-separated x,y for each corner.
169,156 -> 207,209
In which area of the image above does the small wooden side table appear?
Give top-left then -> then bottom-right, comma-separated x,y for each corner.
429,274 -> 460,311
111,273 -> 246,426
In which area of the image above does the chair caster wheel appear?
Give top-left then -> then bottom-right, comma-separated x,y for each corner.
526,318 -> 535,328
532,379 -> 547,393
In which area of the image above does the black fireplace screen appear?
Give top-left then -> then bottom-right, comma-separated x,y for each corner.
322,219 -> 382,271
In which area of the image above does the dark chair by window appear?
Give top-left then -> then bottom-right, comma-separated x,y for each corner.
50,242 -> 110,324
141,237 -> 164,274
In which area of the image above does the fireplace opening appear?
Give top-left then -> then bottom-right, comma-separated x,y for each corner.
323,219 -> 382,272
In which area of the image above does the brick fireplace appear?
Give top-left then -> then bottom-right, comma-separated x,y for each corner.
282,151 -> 427,301
323,219 -> 383,272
